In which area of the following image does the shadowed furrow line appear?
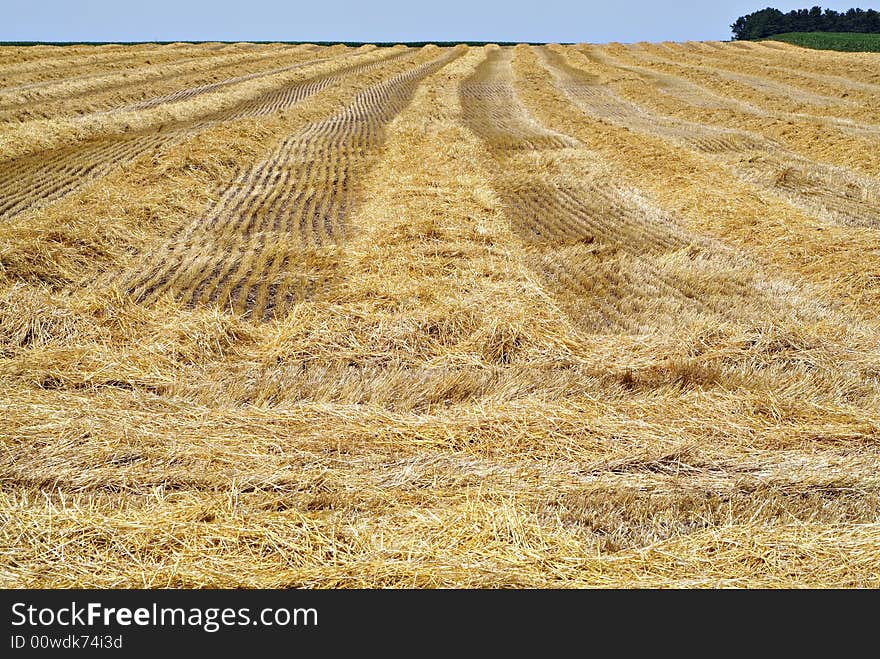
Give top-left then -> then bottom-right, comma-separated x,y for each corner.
601,44 -> 880,140
0,133 -> 168,220
459,48 -> 727,334
581,46 -> 764,115
0,49 -> 412,223
0,46 -> 315,118
734,158 -> 880,228
0,43 -> 220,84
458,72 -> 578,150
208,49 -> 411,122
458,48 -> 793,336
541,47 -> 880,230
0,56 -> 203,98
659,41 -> 880,101
541,47 -> 767,155
122,48 -> 464,320
117,54 -> 334,112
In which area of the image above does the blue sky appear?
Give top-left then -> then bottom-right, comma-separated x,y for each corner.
2,1 -> 872,43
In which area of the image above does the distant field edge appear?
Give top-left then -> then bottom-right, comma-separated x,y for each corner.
765,31 -> 880,52
0,40 -> 564,47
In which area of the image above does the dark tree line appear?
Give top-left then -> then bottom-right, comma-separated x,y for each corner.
731,6 -> 880,40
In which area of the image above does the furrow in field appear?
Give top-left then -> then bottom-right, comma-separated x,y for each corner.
618,42 -> 880,128
587,44 -> 880,141
539,47 -> 880,230
0,42 -> 275,76
512,44 -> 880,318
688,40 -> 880,89
669,41 -> 880,98
0,48 -> 409,223
118,52 -> 332,112
0,45 -> 326,121
601,43 -> 880,143
0,43 -> 176,77
456,71 -> 577,150
1,56 -> 200,96
459,48 -> 745,334
0,132 -> 168,221
0,46 -> 256,98
624,43 -> 849,108
461,45 -> 880,354
123,47 -> 463,319
0,43 -> 243,90
540,48 -> 766,153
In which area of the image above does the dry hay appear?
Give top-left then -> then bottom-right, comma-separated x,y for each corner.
0,42 -> 878,589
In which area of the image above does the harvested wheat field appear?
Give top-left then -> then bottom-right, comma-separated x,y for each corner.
1,40 -> 879,588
